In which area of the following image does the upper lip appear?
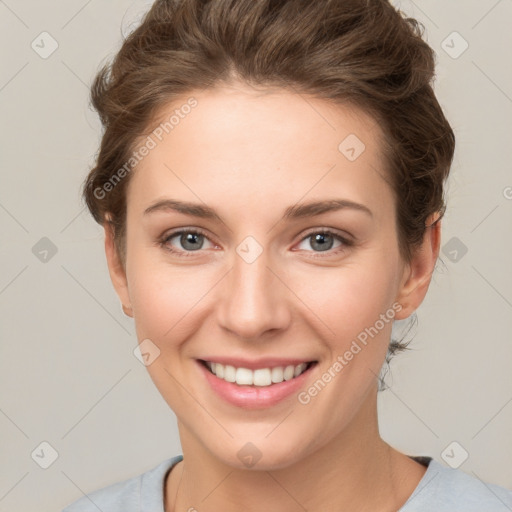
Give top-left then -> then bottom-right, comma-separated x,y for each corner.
199,357 -> 316,370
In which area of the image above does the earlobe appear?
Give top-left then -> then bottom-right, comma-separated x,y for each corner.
121,303 -> 133,317
394,213 -> 442,320
103,215 -> 133,317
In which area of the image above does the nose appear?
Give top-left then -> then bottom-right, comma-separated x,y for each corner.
216,248 -> 291,341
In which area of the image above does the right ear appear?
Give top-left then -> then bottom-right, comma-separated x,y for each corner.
103,215 -> 133,317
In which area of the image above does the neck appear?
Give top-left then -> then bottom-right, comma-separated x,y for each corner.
165,388 -> 426,512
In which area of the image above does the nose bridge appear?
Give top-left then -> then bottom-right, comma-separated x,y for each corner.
217,243 -> 289,339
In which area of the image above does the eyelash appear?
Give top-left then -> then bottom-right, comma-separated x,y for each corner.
158,228 -> 354,259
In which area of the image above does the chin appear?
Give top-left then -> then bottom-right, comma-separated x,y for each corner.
203,429 -> 316,471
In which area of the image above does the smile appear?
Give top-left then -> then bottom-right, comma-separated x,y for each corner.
201,360 -> 316,387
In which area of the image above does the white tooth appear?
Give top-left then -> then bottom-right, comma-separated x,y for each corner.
235,367 -> 253,385
283,365 -> 295,381
294,363 -> 306,377
271,366 -> 284,383
253,368 -> 272,386
209,362 -> 310,386
215,363 -> 224,379
224,364 -> 236,382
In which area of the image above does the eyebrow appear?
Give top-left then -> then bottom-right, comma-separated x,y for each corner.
144,199 -> 373,222
144,198 -> 373,220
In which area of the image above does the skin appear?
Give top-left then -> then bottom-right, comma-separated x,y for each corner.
104,82 -> 441,512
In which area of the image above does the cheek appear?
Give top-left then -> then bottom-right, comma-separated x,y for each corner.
127,253 -> 215,346
289,256 -> 399,346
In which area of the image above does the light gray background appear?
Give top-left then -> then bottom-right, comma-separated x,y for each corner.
1,1 -> 511,511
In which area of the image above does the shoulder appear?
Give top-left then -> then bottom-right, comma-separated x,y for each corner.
61,455 -> 183,512
401,458 -> 512,511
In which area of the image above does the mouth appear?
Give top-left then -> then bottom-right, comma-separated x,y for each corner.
199,359 -> 318,387
197,358 -> 318,409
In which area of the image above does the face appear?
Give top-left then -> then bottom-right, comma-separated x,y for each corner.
106,82 -> 438,470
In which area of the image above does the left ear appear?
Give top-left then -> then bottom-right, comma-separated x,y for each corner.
394,212 -> 442,320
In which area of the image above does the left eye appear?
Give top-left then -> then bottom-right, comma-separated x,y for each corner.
296,230 -> 348,253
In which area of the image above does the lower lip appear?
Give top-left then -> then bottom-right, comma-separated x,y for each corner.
197,360 -> 316,409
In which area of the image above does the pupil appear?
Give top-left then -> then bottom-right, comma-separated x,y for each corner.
312,233 -> 332,251
183,233 -> 202,250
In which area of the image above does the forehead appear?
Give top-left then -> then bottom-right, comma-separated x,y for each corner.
127,84 -> 393,221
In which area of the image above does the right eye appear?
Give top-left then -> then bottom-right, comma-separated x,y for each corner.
159,228 -> 217,257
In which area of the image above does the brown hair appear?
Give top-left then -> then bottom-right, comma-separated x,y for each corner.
82,0 -> 455,364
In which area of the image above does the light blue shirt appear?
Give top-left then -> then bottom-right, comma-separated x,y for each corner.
62,454 -> 512,511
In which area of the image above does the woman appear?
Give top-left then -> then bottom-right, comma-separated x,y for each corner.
63,0 -> 512,510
